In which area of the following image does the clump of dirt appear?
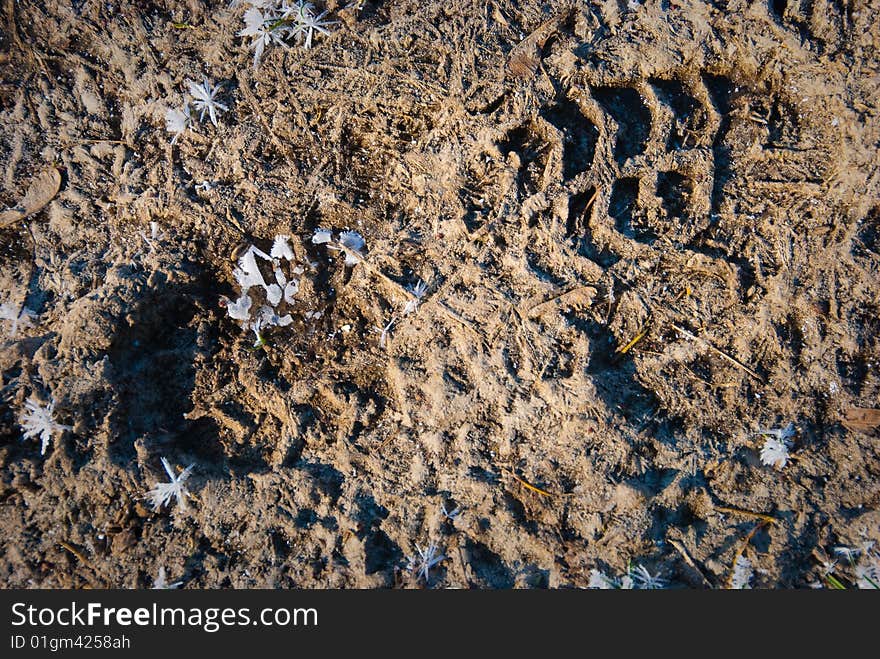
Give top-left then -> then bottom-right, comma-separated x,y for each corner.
1,0 -> 878,589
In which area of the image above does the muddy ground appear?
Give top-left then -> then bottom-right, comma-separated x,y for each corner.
1,0 -> 878,589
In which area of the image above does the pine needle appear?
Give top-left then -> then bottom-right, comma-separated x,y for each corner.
505,469 -> 554,497
671,323 -> 763,382
715,505 -> 779,526
617,326 -> 649,355
668,537 -> 714,588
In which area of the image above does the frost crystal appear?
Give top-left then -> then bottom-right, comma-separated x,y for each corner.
297,7 -> 338,49
588,563 -> 666,589
152,566 -> 183,589
139,221 -> 166,253
311,228 -> 333,244
20,396 -> 70,455
271,234 -> 294,260
266,282 -> 283,306
760,436 -> 791,469
855,552 -> 880,590
256,305 -> 293,328
186,78 -> 228,127
237,2 -> 338,68
758,423 -> 794,469
226,293 -> 253,321
314,229 -> 367,266
165,77 -> 229,144
234,248 -> 269,292
377,316 -> 395,349
731,555 -> 753,589
283,279 -> 299,305
629,564 -> 665,589
406,543 -> 445,584
238,8 -> 281,69
1,302 -> 38,337
588,569 -> 616,589
225,236 -> 307,345
402,279 -> 428,316
146,457 -> 194,512
165,104 -> 191,144
758,422 -> 796,442
337,230 -> 366,266
833,546 -> 861,561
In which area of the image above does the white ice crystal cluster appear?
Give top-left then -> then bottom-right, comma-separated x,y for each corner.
311,227 -> 366,266
730,555 -> 753,589
588,564 -> 666,589
758,422 -> 795,469
0,302 -> 38,337
19,396 -> 71,455
146,457 -> 194,512
226,235 -> 310,346
406,543 -> 445,584
237,1 -> 339,69
165,78 -> 228,144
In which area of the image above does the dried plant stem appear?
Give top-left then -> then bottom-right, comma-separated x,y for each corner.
715,505 -> 778,525
668,538 -> 714,588
503,469 -> 554,498
671,323 -> 763,382
617,325 -> 649,355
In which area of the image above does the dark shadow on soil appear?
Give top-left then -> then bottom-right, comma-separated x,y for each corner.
464,537 -> 515,588
591,86 -> 652,164
541,98 -> 599,181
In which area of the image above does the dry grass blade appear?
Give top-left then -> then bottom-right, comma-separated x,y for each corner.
668,537 -> 714,588
58,541 -> 108,588
671,323 -> 763,382
616,325 -> 649,355
58,540 -> 91,566
504,469 -> 554,498
715,505 -> 778,526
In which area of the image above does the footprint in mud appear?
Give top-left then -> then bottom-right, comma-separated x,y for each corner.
608,177 -> 652,241
649,77 -> 710,152
767,0 -> 849,55
541,97 -> 599,181
591,85 -> 652,165
589,73 -> 735,247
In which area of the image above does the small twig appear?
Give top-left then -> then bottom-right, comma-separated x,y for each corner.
715,505 -> 778,526
582,186 -> 599,216
668,537 -> 714,588
616,325 -> 649,356
503,469 -> 554,498
671,323 -> 763,382
58,541 -> 91,566
377,426 -> 400,451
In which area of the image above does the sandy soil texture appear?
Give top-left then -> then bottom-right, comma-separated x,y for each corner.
1,0 -> 879,589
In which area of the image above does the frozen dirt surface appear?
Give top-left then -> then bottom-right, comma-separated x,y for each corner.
1,0 -> 879,588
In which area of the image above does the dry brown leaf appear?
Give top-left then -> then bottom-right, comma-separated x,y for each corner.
0,166 -> 62,228
526,285 -> 597,318
842,407 -> 880,433
506,11 -> 570,78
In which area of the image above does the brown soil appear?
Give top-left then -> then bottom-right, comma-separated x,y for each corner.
1,0 -> 878,589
